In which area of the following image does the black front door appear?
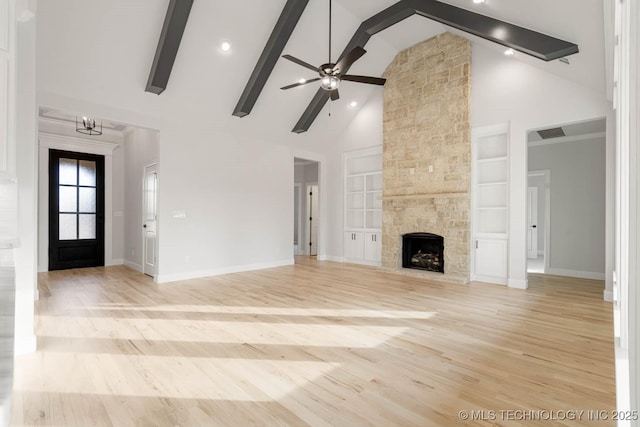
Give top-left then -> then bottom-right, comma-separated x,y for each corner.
49,150 -> 105,270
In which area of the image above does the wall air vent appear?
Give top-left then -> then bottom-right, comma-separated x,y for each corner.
537,127 -> 566,139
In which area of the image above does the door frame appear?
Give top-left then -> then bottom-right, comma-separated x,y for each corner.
306,182 -> 319,256
527,186 -> 538,259
38,133 -> 119,271
528,170 -> 551,273
293,183 -> 302,255
142,162 -> 159,278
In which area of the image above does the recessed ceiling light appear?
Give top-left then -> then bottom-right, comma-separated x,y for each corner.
349,101 -> 358,109
473,0 -> 485,3
219,40 -> 232,52
504,48 -> 515,56
299,78 -> 306,84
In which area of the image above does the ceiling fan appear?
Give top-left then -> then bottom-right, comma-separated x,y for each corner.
280,0 -> 386,101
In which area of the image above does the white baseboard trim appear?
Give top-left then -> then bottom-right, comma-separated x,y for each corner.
106,258 -> 124,266
472,275 -> 508,286
15,334 -> 37,355
0,397 -> 11,427
322,256 -> 344,263
123,260 -> 143,273
546,268 -> 605,281
156,258 -> 295,284
508,278 -> 528,289
604,289 -> 614,302
344,259 -> 381,267
34,288 -> 39,300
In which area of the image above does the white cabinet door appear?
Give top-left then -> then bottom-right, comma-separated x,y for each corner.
474,238 -> 507,283
364,232 -> 381,263
344,232 -> 364,261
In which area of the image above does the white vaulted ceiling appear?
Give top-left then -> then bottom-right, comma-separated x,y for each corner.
36,0 -> 610,138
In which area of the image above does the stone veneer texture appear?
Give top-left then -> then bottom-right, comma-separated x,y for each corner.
382,32 -> 471,282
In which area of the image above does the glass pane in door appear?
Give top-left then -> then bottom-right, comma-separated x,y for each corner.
79,214 -> 96,239
59,214 -> 78,240
79,188 -> 97,212
78,160 -> 97,186
145,173 -> 157,221
59,186 -> 77,212
59,158 -> 77,185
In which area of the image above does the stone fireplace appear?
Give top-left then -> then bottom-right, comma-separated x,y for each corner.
381,33 -> 471,283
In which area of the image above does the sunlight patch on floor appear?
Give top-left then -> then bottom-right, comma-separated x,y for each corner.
83,305 -> 439,319
37,316 -> 411,347
14,352 -> 341,401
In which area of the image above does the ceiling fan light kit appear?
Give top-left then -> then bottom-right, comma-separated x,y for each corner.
321,76 -> 340,91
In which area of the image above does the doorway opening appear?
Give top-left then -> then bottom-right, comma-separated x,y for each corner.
526,118 -> 606,279
527,170 -> 550,274
294,158 -> 319,260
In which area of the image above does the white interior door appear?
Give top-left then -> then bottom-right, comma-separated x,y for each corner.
527,186 -> 538,259
143,164 -> 158,276
307,184 -> 318,256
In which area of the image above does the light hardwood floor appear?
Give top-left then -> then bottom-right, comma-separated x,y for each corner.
11,260 -> 615,426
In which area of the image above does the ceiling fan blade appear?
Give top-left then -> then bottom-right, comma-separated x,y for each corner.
334,46 -> 366,74
341,75 -> 386,86
330,89 -> 340,101
280,78 -> 320,90
282,54 -> 319,72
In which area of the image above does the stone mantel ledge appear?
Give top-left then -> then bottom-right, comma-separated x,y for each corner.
381,192 -> 469,201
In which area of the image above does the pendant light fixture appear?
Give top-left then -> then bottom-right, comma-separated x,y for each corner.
76,116 -> 103,136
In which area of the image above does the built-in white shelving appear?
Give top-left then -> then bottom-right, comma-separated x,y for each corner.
472,124 -> 510,284
344,146 -> 382,266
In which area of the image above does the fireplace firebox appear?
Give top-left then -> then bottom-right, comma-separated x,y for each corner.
402,233 -> 444,273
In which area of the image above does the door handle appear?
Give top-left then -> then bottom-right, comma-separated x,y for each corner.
143,224 -> 147,228
532,225 -> 537,228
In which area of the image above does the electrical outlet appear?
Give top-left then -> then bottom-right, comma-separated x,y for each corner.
428,165 -> 434,173
409,168 -> 415,175
172,210 -> 187,219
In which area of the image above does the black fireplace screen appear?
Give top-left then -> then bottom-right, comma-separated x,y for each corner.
402,233 -> 444,273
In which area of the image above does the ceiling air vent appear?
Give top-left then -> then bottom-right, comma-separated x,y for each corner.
537,127 -> 566,139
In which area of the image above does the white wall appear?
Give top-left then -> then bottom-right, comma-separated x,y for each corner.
123,128 -> 158,272
470,43 -> 614,290
529,138 -> 606,278
527,174 -> 545,252
13,0 -> 37,355
155,127 -> 297,282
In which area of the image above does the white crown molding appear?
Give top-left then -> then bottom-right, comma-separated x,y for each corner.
528,131 -> 606,147
39,132 -> 119,156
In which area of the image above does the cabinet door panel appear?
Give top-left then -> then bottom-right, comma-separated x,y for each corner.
475,239 -> 507,278
344,232 -> 364,260
364,232 -> 381,263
